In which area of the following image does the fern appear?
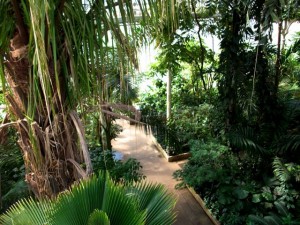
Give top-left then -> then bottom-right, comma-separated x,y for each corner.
273,157 -> 300,183
273,157 -> 291,183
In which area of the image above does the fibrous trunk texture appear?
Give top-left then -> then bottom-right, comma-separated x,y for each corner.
3,21 -> 91,199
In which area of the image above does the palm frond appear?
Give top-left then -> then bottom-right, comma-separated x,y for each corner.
274,201 -> 289,217
126,182 -> 177,225
87,209 -> 110,225
0,198 -> 53,225
275,134 -> 300,153
263,214 -> 282,225
52,172 -> 145,225
228,127 -> 268,155
0,0 -> 14,50
1,172 -> 176,225
248,215 -> 269,225
248,201 -> 295,225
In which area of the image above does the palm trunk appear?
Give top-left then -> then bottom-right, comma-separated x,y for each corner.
5,43 -> 91,199
1,0 -> 142,199
1,1 -> 92,198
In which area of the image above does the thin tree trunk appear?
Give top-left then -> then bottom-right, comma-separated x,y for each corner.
275,21 -> 282,95
219,4 -> 242,130
167,69 -> 172,120
281,20 -> 288,52
191,0 -> 207,91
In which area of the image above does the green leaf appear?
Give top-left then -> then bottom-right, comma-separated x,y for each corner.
234,188 -> 249,200
252,194 -> 261,203
264,215 -> 281,225
248,215 -> 269,225
88,210 -> 110,225
274,201 -> 289,217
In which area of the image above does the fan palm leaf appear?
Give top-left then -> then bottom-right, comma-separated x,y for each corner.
0,198 -> 53,225
87,209 -> 110,225
126,182 -> 177,225
0,172 -> 176,225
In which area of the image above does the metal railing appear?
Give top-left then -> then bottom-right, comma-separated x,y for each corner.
141,112 -> 188,156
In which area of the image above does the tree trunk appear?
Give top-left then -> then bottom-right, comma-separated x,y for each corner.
274,21 -> 282,95
1,1 -> 92,198
219,3 -> 244,130
167,69 -> 172,120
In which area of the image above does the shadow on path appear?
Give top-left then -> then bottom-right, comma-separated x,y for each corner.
112,120 -> 215,225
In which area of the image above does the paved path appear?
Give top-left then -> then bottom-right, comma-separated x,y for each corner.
112,120 -> 215,225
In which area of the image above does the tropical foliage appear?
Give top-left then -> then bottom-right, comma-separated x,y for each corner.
1,0 -> 300,224
0,128 -> 30,213
90,147 -> 145,184
139,37 -> 216,155
137,0 -> 300,224
0,0 -> 174,198
0,172 -> 176,225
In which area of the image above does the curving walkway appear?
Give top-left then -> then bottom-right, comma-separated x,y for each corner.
112,120 -> 215,225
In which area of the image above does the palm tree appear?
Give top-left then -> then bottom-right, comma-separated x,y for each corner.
0,0 -> 145,198
0,172 -> 177,225
0,0 -> 185,199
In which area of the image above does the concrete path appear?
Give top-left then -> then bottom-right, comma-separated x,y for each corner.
112,120 -> 215,225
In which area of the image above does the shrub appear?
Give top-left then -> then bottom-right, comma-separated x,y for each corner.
175,140 -> 300,224
0,129 -> 30,213
142,104 -> 215,156
90,147 -> 145,184
174,140 -> 259,224
171,104 -> 214,143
